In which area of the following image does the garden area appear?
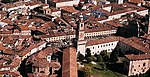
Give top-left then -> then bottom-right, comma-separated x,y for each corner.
80,63 -> 124,77
77,48 -> 126,77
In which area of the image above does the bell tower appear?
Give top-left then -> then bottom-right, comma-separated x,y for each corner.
76,14 -> 86,56
78,14 -> 85,41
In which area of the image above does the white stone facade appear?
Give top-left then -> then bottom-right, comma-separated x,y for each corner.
128,59 -> 150,76
86,41 -> 118,55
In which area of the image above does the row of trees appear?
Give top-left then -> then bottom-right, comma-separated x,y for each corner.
78,49 -> 108,77
78,47 -> 125,77
78,48 -> 118,63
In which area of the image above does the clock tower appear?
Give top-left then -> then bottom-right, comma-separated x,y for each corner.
76,14 -> 86,56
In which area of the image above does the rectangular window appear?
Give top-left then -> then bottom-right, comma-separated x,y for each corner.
143,63 -> 146,66
81,24 -> 83,27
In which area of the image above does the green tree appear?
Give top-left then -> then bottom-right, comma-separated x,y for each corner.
98,62 -> 106,70
100,50 -> 109,62
96,55 -> 103,62
78,53 -> 85,62
91,55 -> 97,61
109,47 -> 120,63
100,50 -> 107,57
86,57 -> 93,63
110,53 -> 118,63
103,55 -> 109,62
85,48 -> 91,57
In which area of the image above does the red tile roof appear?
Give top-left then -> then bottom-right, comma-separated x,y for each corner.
18,41 -> 46,57
32,58 -> 50,68
125,54 -> 150,60
0,71 -> 21,77
50,62 -> 61,69
37,47 -> 58,58
61,6 -> 79,14
86,36 -> 122,46
51,0 -> 73,3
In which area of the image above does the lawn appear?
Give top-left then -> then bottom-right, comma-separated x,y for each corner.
83,63 -> 124,77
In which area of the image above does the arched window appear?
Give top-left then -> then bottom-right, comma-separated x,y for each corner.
40,71 -> 45,73
143,63 -> 146,66
142,69 -> 145,72
134,69 -> 136,71
81,24 -> 83,27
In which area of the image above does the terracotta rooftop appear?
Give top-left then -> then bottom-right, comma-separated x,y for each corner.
105,17 -> 127,27
1,1 -> 41,9
50,62 -> 61,69
86,36 -> 122,46
102,3 -> 148,16
51,0 -> 73,3
142,34 -> 150,40
85,23 -> 117,33
128,0 -> 144,4
86,36 -> 150,53
32,58 -> 50,68
0,43 -> 5,50
0,71 -> 21,77
61,6 -> 79,14
125,54 -> 150,60
50,7 -> 60,12
121,37 -> 150,53
37,47 -> 58,58
18,41 -> 46,57
39,31 -> 75,38
10,56 -> 21,67
3,48 -> 15,55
